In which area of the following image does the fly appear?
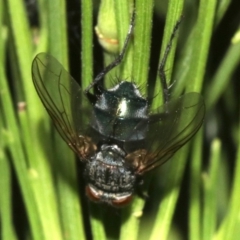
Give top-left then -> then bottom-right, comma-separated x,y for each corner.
32,13 -> 205,207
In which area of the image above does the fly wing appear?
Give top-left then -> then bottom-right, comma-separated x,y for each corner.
125,92 -> 205,174
32,53 -> 96,160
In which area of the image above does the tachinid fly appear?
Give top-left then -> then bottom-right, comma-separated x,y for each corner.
32,14 -> 205,207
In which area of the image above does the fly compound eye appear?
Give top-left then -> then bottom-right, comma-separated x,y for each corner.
85,185 -> 133,207
111,194 -> 133,208
85,185 -> 102,203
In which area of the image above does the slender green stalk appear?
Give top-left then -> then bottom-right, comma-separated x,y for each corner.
132,0 -> 154,95
146,1 -> 186,240
0,136 -> 17,240
114,0 -> 134,79
185,0 -> 217,93
202,139 -> 221,240
189,129 -> 203,240
46,1 -> 85,239
215,113 -> 240,239
215,0 -> 231,25
120,198 -> 145,240
81,0 -> 93,90
205,29 -> 240,111
96,0 -> 119,86
0,59 -> 44,240
173,0 -> 217,96
88,203 -> 107,240
153,0 -> 184,108
149,149 -> 188,240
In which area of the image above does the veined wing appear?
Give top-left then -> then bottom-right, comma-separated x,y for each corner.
32,53 -> 96,159
125,92 -> 205,174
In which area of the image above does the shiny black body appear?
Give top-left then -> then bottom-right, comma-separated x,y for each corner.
91,81 -> 148,143
32,14 -> 205,206
85,144 -> 136,203
85,81 -> 149,204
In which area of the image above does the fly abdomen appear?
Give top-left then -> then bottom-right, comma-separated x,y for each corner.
84,144 -> 136,206
85,144 -> 136,192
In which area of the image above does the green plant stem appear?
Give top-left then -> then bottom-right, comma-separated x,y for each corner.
46,1 -> 85,239
202,139 -> 221,240
120,198 -> 145,240
153,0 -> 184,108
205,30 -> 240,111
0,142 -> 17,240
114,0 -> 134,79
189,129 -> 203,240
149,148 -> 188,240
133,0 -> 154,95
215,114 -> 240,239
81,0 -> 93,90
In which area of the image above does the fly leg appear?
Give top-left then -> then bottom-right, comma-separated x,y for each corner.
84,11 -> 135,104
158,16 -> 183,105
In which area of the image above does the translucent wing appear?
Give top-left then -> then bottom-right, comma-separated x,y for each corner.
32,53 -> 96,159
125,92 -> 205,174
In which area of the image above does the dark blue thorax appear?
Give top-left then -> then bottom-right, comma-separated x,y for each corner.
91,81 -> 148,142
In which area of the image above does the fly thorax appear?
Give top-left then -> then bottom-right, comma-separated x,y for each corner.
91,81 -> 149,141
